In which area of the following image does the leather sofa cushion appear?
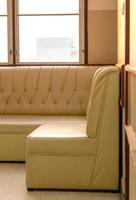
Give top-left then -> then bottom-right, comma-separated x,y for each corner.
27,124 -> 96,156
0,115 -> 86,134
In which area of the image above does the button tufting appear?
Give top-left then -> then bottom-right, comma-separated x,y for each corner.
0,67 -> 91,115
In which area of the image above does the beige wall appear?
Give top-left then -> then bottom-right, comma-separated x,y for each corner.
88,0 -> 117,64
88,0 -> 117,10
117,0 -> 126,65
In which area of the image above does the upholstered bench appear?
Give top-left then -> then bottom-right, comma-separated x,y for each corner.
26,67 -> 120,190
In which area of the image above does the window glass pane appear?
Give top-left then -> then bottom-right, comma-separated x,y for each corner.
19,0 -> 79,14
0,0 -> 7,14
19,16 -> 79,63
0,17 -> 8,62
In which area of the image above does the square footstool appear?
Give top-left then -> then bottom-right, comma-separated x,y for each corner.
26,123 -> 96,190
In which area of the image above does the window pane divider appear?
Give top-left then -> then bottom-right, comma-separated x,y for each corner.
0,14 -> 7,16
79,0 -> 85,64
14,0 -> 19,64
7,0 -> 13,64
17,13 -> 79,16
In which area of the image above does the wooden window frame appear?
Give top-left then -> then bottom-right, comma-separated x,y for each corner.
0,0 -> 87,66
0,0 -> 13,65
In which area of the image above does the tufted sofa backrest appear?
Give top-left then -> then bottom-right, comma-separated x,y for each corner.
0,66 -> 99,115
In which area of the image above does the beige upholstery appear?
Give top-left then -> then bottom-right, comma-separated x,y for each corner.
0,115 -> 85,161
0,65 -> 120,190
0,65 -> 99,161
27,124 -> 96,155
86,67 -> 120,189
0,66 -> 98,115
26,123 -> 96,190
26,66 -> 120,190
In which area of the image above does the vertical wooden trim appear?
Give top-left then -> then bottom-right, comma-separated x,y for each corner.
125,0 -> 130,199
119,73 -> 123,191
125,133 -> 130,200
125,70 -> 128,124
125,71 -> 129,200
79,0 -> 85,64
12,0 -> 16,64
125,0 -> 130,65
14,0 -> 19,64
7,0 -> 13,64
84,0 -> 88,64
120,65 -> 126,108
11,0 -> 19,64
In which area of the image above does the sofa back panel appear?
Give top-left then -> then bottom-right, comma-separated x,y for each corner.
85,67 -> 120,189
0,66 -> 99,115
86,66 -> 120,138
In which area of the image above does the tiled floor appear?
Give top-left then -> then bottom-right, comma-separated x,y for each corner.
0,163 -> 121,200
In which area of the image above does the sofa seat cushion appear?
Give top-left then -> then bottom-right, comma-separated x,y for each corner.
0,115 -> 86,134
27,123 -> 96,156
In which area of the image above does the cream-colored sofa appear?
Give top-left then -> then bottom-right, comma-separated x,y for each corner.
0,66 -> 98,161
26,66 -> 120,190
0,66 -> 120,190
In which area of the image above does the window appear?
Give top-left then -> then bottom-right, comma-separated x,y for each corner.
0,0 -> 85,65
0,0 -> 8,63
